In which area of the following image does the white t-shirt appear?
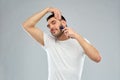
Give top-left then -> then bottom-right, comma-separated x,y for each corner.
43,33 -> 86,80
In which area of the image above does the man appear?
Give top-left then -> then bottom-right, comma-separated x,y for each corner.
22,7 -> 101,80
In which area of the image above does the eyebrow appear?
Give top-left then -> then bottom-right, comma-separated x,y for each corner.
51,20 -> 55,23
47,20 -> 56,27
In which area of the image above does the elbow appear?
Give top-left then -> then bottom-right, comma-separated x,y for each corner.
94,55 -> 101,63
22,21 -> 34,30
22,22 -> 27,29
87,51 -> 102,63
92,50 -> 102,63
22,22 -> 31,30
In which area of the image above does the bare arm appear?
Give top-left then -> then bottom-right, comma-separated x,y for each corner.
22,7 -> 61,46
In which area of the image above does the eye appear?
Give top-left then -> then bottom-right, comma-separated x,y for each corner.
52,20 -> 56,25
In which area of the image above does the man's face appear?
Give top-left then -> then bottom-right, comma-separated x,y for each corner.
47,17 -> 63,37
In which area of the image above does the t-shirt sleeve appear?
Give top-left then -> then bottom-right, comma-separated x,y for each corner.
43,33 -> 49,49
84,38 -> 91,44
43,33 -> 54,49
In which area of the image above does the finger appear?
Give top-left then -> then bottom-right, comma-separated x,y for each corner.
54,9 -> 61,20
63,27 -> 68,30
57,11 -> 61,20
65,33 -> 70,38
48,8 -> 58,15
63,28 -> 69,32
64,30 -> 70,38
64,29 -> 69,33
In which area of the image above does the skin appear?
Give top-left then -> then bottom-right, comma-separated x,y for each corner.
22,7 -> 101,63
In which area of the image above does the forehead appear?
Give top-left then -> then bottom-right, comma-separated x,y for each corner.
47,17 -> 58,23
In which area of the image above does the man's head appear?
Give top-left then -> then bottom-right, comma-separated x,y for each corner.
46,14 -> 67,37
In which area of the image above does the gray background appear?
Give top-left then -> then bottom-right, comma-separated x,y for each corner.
0,0 -> 120,80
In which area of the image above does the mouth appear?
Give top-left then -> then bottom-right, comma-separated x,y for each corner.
50,29 -> 57,34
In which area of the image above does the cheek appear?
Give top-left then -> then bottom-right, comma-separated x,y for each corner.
55,24 -> 60,29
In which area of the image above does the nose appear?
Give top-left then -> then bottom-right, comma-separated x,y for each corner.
49,25 -> 55,30
49,26 -> 53,29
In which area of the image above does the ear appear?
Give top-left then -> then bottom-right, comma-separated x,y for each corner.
61,20 -> 67,27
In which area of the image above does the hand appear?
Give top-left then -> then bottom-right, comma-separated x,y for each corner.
63,27 -> 78,39
48,7 -> 61,20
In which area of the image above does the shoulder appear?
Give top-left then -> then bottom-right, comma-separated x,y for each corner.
43,33 -> 56,47
44,33 -> 55,41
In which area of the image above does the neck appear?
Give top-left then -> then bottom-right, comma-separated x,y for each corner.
56,33 -> 69,41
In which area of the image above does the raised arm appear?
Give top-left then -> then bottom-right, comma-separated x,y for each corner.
22,7 -> 61,46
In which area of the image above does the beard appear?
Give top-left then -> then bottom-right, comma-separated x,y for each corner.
52,30 -> 63,38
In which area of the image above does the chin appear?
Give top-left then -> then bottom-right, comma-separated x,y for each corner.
51,31 -> 63,37
52,34 -> 58,37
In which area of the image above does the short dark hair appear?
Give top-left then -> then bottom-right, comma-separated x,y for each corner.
47,13 -> 66,21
